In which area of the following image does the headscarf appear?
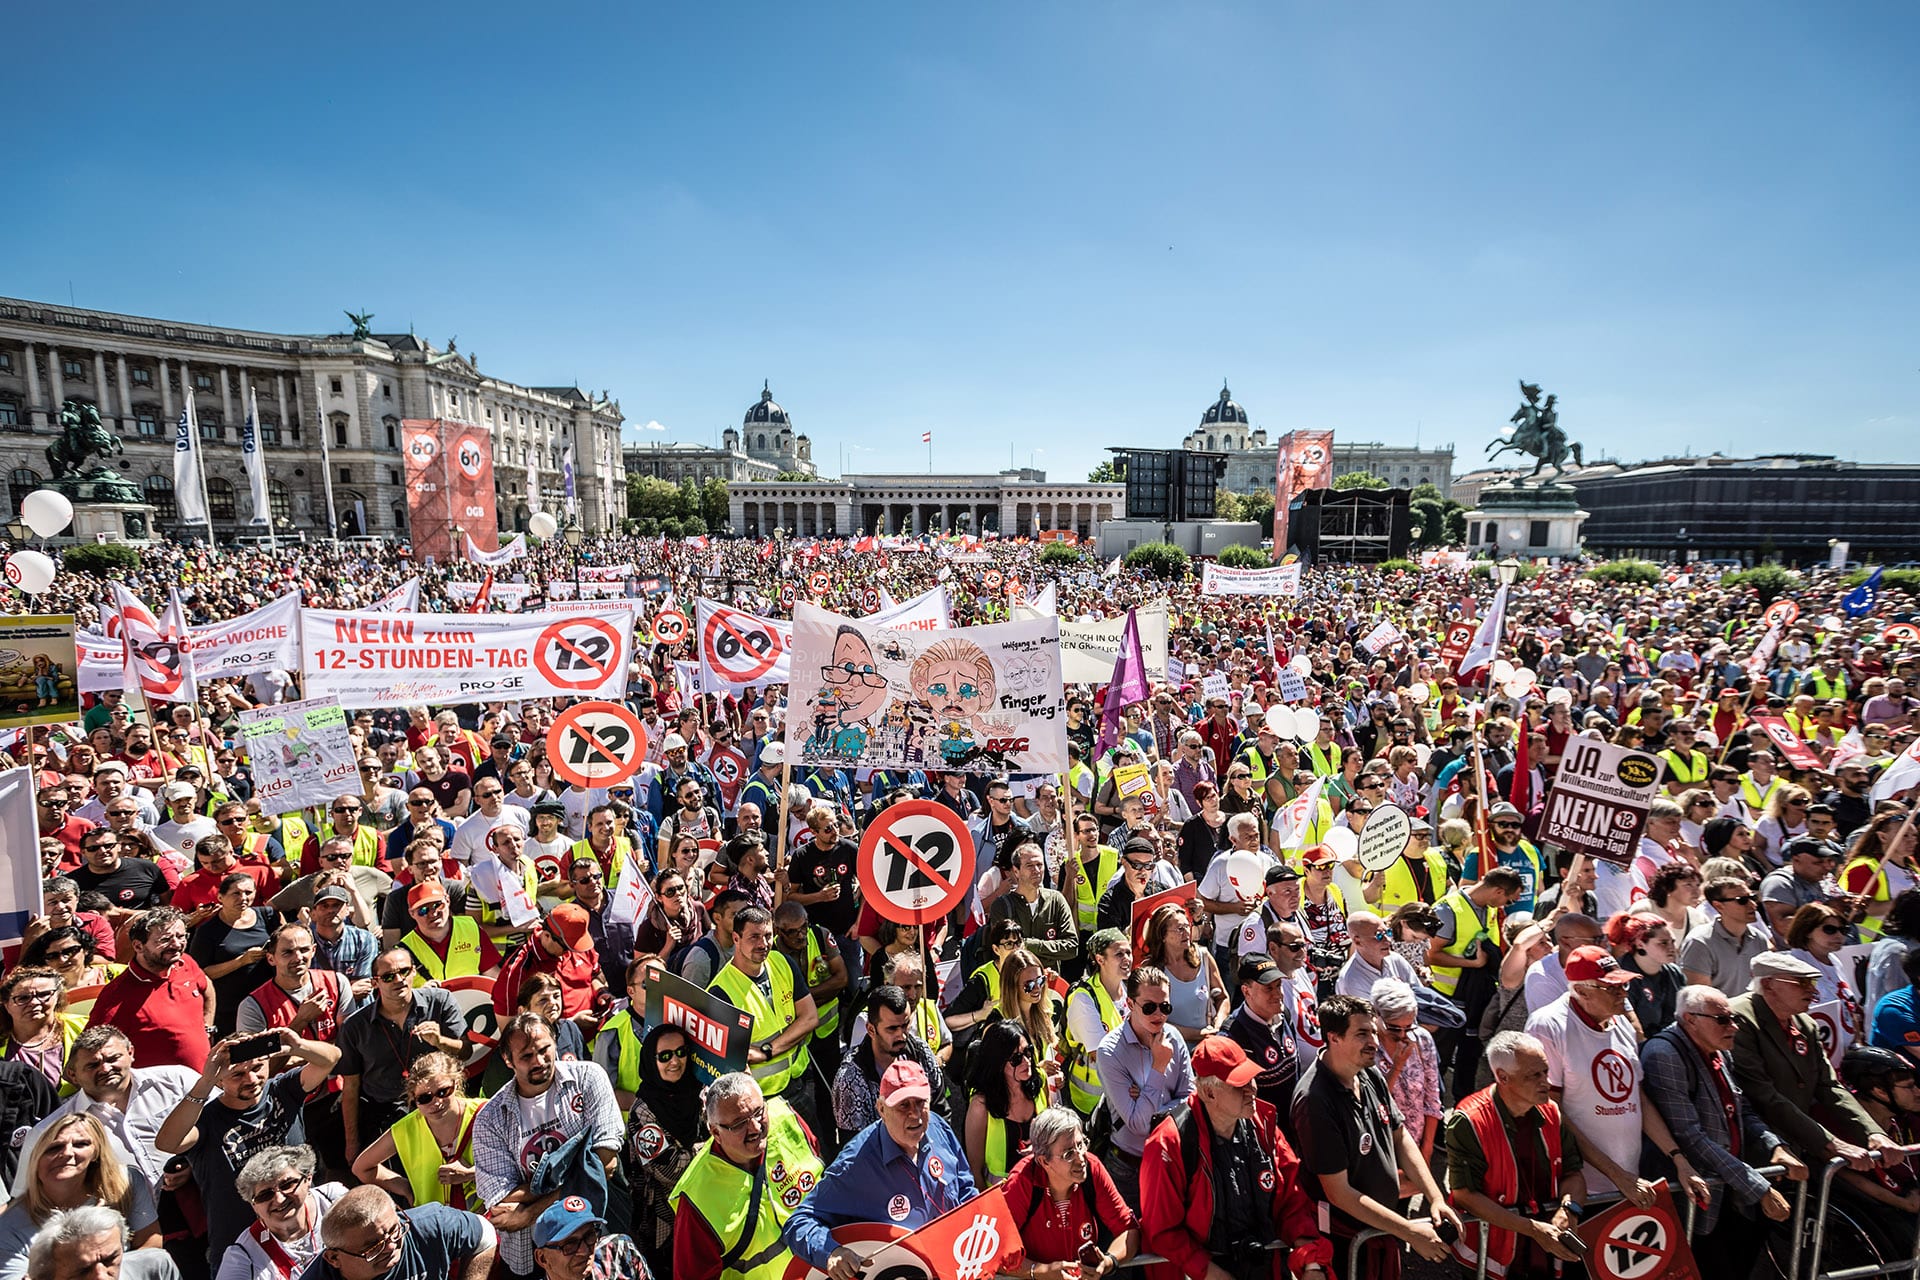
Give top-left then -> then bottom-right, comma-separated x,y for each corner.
635,1022 -> 705,1151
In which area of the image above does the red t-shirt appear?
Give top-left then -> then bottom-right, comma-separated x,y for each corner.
48,816 -> 98,871
170,860 -> 279,913
85,956 -> 212,1070
1001,1151 -> 1135,1264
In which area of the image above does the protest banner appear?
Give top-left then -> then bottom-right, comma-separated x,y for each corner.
1751,713 -> 1825,772
1200,672 -> 1230,701
1576,1182 -> 1701,1280
696,598 -> 792,691
1200,562 -> 1302,597
185,592 -> 301,680
0,614 -> 79,729
1808,998 -> 1855,1070
465,531 -> 527,566
1538,737 -> 1666,865
642,968 -> 752,1080
544,579 -> 629,600
1276,668 -> 1309,703
445,580 -> 534,612
867,585 -> 953,632
0,769 -> 42,950
239,697 -> 359,816
1360,619 -> 1403,655
367,578 -> 421,612
1273,429 -> 1335,553
1056,597 -> 1170,683
75,629 -> 129,695
786,602 -> 1068,776
402,419 -> 497,564
300,605 -> 634,707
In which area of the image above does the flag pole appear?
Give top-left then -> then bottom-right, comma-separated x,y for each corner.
317,407 -> 341,549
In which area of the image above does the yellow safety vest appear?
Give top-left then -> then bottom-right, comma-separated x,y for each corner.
1740,774 -> 1780,812
972,960 -> 1003,1009
1064,978 -> 1122,1116
789,928 -> 838,1053
320,823 -> 382,866
1070,845 -> 1120,934
668,1098 -> 821,1280
1658,749 -> 1708,791
274,814 -> 313,861
912,998 -> 945,1055
592,1008 -> 645,1095
389,1098 -> 483,1211
1304,741 -> 1343,779
710,954 -> 802,1094
570,835 -> 635,880
1431,887 -> 1502,998
403,916 -> 484,985
1841,856 -> 1890,941
985,1099 -> 1049,1182
1807,673 -> 1849,701
1376,852 -> 1450,911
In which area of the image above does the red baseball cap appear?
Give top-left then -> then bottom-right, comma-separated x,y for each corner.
1564,945 -> 1633,986
1191,1037 -> 1263,1088
548,904 -> 595,953
879,1059 -> 932,1106
407,881 -> 448,911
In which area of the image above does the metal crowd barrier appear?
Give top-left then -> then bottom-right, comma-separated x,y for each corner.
1802,1146 -> 1920,1280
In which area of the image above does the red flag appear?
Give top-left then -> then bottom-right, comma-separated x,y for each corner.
1508,713 -> 1532,810
468,570 -> 495,613
899,1186 -> 1025,1280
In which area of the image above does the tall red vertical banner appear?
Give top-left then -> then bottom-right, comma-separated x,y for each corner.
403,419 -> 498,563
1274,429 -> 1335,554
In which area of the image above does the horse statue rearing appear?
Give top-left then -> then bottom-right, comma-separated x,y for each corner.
45,401 -> 125,479
1487,380 -> 1583,480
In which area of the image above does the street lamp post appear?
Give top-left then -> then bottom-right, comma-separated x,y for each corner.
564,521 -> 583,597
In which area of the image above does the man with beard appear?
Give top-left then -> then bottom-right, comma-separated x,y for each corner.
69,825 -> 172,923
86,907 -> 215,1069
336,947 -> 470,1166
830,984 -> 949,1141
710,907 -> 820,1129
472,1013 -> 623,1280
153,1025 -> 341,1268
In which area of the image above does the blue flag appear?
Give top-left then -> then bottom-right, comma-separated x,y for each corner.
1842,566 -> 1882,618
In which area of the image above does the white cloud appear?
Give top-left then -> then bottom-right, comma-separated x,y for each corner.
641,420 -> 667,432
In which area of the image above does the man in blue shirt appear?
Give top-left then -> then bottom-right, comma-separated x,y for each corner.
782,1059 -> 976,1279
1870,945 -> 1920,1068
308,1183 -> 498,1280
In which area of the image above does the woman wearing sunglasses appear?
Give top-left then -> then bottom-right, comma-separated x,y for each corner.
621,1024 -> 704,1277
350,1051 -> 482,1212
19,927 -> 120,993
965,1020 -> 1049,1187
0,966 -> 86,1092
989,948 -> 1065,1101
1787,903 -> 1864,1019
632,868 -> 709,967
221,1144 -> 345,1280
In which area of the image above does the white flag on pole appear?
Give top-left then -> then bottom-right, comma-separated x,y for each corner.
173,399 -> 208,524
241,387 -> 272,529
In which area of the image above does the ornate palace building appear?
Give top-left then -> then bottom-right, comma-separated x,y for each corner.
0,297 -> 627,538
729,469 -> 1123,538
1180,383 -> 1454,495
622,382 -> 818,485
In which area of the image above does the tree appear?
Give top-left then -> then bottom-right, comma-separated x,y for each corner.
699,477 -> 730,530
1038,542 -> 1082,565
773,470 -> 813,482
61,543 -> 139,574
1236,490 -> 1276,537
1216,544 -> 1270,569
1124,542 -> 1189,578
1214,488 -> 1243,522
1410,498 -> 1449,547
627,475 -> 681,522
1088,458 -> 1127,483
675,479 -> 700,521
1332,471 -> 1390,491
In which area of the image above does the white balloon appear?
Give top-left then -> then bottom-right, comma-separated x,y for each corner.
1546,686 -> 1573,706
1408,682 -> 1430,704
1512,667 -> 1537,690
1502,676 -> 1534,700
1414,743 -> 1433,769
4,550 -> 56,594
1324,827 -> 1359,863
19,490 -> 73,538
528,511 -> 558,539
1822,615 -> 1845,632
1288,654 -> 1313,677
1569,610 -> 1586,627
1265,705 -> 1297,739
1491,659 -> 1515,684
1294,710 -> 1322,742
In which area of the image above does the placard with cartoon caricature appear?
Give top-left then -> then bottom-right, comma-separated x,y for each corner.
786,602 -> 1067,775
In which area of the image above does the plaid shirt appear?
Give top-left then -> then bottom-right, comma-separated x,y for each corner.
1640,1022 -> 1782,1233
473,1059 -> 624,1274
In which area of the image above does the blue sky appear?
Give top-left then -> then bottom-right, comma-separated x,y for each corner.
6,3 -> 1915,481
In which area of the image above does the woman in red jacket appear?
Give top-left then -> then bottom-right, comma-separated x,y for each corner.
1141,1037 -> 1331,1280
1000,1109 -> 1139,1280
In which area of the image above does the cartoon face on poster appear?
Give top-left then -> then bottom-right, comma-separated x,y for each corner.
787,603 -> 1067,775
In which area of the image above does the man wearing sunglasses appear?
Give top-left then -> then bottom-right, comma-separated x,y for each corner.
1641,986 -> 1802,1280
531,1195 -> 648,1280
1462,801 -> 1544,918
1680,875 -> 1774,996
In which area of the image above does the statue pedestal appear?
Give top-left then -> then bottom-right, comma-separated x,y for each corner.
65,502 -> 157,545
1467,482 -> 1587,561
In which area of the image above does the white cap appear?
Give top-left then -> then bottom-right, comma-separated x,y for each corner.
661,733 -> 688,752
760,741 -> 787,767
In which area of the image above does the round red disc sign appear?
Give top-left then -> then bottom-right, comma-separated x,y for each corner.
533,616 -> 624,692
1762,599 -> 1800,629
651,609 -> 690,646
857,799 -> 977,925
807,571 -> 830,596
546,700 -> 649,788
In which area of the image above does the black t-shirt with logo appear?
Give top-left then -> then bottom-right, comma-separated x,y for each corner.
786,837 -> 860,936
1291,1058 -> 1403,1234
70,858 -> 170,910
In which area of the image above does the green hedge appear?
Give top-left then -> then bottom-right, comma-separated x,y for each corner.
1377,558 -> 1420,575
1123,542 -> 1189,579
1847,567 -> 1920,594
1468,561 -> 1542,581
1214,544 -> 1270,569
1723,565 -> 1799,603
1584,559 -> 1664,585
1037,542 -> 1082,565
61,543 -> 140,575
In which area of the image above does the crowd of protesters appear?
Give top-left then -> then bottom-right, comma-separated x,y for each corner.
6,528 -> 1920,1280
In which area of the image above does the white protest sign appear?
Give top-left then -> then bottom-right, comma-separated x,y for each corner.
1538,738 -> 1666,865
1201,562 -> 1302,596
239,697 -> 360,816
787,602 -> 1068,776
1057,598 -> 1171,684
367,578 -> 421,612
76,630 -> 131,694
1356,803 -> 1414,873
696,599 -> 792,691
1276,669 -> 1309,703
1201,673 -> 1230,701
0,769 -> 42,948
464,531 -> 528,566
185,592 -> 302,681
300,606 -> 634,707
445,580 -> 534,611
1166,657 -> 1186,685
1360,619 -> 1404,655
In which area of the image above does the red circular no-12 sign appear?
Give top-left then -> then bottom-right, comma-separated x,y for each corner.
533,616 -> 624,692
546,700 -> 649,788
703,606 -> 783,683
857,799 -> 977,925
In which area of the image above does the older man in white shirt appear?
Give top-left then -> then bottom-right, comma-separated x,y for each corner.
9,1025 -> 196,1197
1337,910 -> 1422,997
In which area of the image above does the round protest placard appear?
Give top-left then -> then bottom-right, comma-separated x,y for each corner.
532,616 -> 624,692
651,609 -> 689,646
703,605 -> 784,683
1356,803 -> 1414,873
547,700 -> 649,788
1762,599 -> 1800,629
1591,1210 -> 1678,1280
983,569 -> 1003,591
857,799 -> 977,925
807,571 -> 830,596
